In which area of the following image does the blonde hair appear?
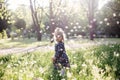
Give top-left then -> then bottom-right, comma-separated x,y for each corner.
53,27 -> 66,42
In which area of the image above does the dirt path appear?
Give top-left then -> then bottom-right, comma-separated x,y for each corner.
0,44 -> 53,55
0,40 -> 117,55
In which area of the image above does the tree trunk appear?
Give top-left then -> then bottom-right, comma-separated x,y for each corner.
88,0 -> 94,40
29,0 -> 41,41
49,0 -> 55,39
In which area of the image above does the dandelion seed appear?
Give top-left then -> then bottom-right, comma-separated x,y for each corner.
39,30 -> 42,33
65,26 -> 68,29
51,19 -> 54,21
113,13 -> 116,17
60,48 -> 63,51
107,23 -> 110,26
70,29 -> 74,32
70,23 -> 73,25
67,32 -> 70,35
73,26 -> 77,29
117,21 -> 119,24
104,18 -> 108,21
76,22 -> 79,25
93,18 -> 96,22
99,21 -> 103,24
89,25 -> 92,28
78,26 -> 81,28
52,22 -> 55,24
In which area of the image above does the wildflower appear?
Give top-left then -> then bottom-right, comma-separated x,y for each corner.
39,67 -> 44,74
82,63 -> 87,67
67,71 -> 72,78
7,64 -> 11,68
71,64 -> 77,69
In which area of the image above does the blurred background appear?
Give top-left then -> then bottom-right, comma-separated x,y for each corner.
0,0 -> 119,41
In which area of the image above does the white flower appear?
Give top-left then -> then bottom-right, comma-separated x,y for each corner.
82,63 -> 87,67
67,71 -> 72,78
39,67 -> 44,74
71,64 -> 77,69
7,64 -> 11,68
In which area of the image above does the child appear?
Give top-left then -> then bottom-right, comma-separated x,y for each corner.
52,28 -> 70,70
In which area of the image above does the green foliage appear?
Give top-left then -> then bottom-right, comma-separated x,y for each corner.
0,2 -> 11,32
93,44 -> 120,79
0,30 -> 7,39
0,54 -> 11,79
14,18 -> 26,29
0,41 -> 120,80
2,30 -> 7,39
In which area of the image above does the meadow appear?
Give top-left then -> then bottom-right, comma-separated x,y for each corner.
0,38 -> 120,80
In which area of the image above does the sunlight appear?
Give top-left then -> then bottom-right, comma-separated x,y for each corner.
98,0 -> 110,10
7,0 -> 49,10
7,0 -> 109,11
7,0 -> 29,10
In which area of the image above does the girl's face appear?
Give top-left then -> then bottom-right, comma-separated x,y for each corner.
56,35 -> 63,42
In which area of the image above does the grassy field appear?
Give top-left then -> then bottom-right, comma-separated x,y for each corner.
0,38 -> 49,49
0,38 -> 120,49
0,38 -> 120,80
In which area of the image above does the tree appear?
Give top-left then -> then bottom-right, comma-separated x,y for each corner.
79,0 -> 98,40
105,0 -> 120,37
29,0 -> 43,41
0,1 -> 11,33
14,18 -> 26,30
44,0 -> 74,38
0,0 -> 12,39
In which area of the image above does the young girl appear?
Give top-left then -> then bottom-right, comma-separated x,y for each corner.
52,28 -> 70,70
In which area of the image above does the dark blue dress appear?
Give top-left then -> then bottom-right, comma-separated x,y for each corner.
53,42 -> 70,69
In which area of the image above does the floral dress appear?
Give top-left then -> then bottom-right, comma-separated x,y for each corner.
53,42 -> 70,69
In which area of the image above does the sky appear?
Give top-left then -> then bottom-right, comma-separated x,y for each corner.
7,0 -> 110,11
98,0 -> 110,10
7,0 -> 49,10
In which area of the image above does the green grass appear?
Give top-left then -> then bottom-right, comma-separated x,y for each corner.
0,38 -> 120,80
0,44 -> 120,80
0,38 -> 120,49
0,38 -> 49,49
